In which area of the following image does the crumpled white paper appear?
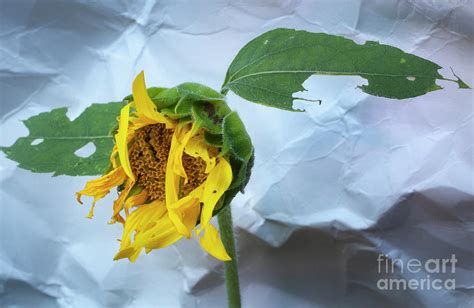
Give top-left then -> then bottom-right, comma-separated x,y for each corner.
1,0 -> 473,307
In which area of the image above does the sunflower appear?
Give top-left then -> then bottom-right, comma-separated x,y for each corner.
76,71 -> 252,262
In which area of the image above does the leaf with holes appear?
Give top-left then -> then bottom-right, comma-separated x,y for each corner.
221,28 -> 470,111
1,102 -> 124,176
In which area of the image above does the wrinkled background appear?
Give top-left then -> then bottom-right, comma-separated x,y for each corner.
1,0 -> 473,307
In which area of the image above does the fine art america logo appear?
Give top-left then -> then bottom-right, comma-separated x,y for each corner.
377,254 -> 457,290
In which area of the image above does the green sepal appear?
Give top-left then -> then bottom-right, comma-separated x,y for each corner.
222,112 -> 253,162
192,103 -> 222,134
161,96 -> 194,119
177,82 -> 225,102
174,97 -> 194,115
152,87 -> 180,109
158,83 -> 230,121
220,112 -> 254,190
177,115 -> 193,124
148,87 -> 168,99
228,152 -> 254,191
204,131 -> 223,147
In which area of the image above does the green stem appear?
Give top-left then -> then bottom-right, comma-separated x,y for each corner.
218,206 -> 241,308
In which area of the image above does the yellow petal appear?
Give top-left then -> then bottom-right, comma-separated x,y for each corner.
112,179 -> 136,219
199,224 -> 231,261
115,103 -> 135,180
133,211 -> 182,251
76,167 -> 126,203
124,188 -> 148,210
114,200 -> 167,262
110,145 -> 119,168
168,195 -> 200,238
129,115 -> 156,130
165,123 -> 199,206
189,183 -> 205,200
172,124 -> 194,182
200,158 -> 233,227
185,134 -> 216,173
141,226 -> 182,251
113,247 -> 139,261
132,71 -> 175,128
76,167 -> 127,218
165,128 -> 181,207
86,204 -> 96,219
109,214 -> 125,225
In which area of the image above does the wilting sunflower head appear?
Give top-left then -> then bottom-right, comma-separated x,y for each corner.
76,71 -> 253,262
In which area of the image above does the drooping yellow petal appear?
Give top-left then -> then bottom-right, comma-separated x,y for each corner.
172,124 -> 194,182
110,144 -> 119,168
112,179 -> 136,221
132,210 -> 182,251
200,158 -> 233,227
141,225 -> 182,251
185,134 -> 216,173
189,183 -> 205,200
165,128 -> 181,207
132,71 -> 175,128
167,195 -> 200,238
129,115 -> 156,130
76,167 -> 126,203
115,103 -> 135,180
124,188 -> 148,211
114,200 -> 167,262
76,167 -> 127,218
86,204 -> 96,219
199,224 -> 231,261
165,122 -> 203,209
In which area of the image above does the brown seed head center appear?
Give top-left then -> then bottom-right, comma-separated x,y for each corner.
129,124 -> 209,201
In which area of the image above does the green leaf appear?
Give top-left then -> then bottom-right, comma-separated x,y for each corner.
222,28 -> 470,111
450,68 -> 471,89
1,102 -> 123,176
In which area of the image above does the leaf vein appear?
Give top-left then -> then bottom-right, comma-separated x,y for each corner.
226,70 -> 437,86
